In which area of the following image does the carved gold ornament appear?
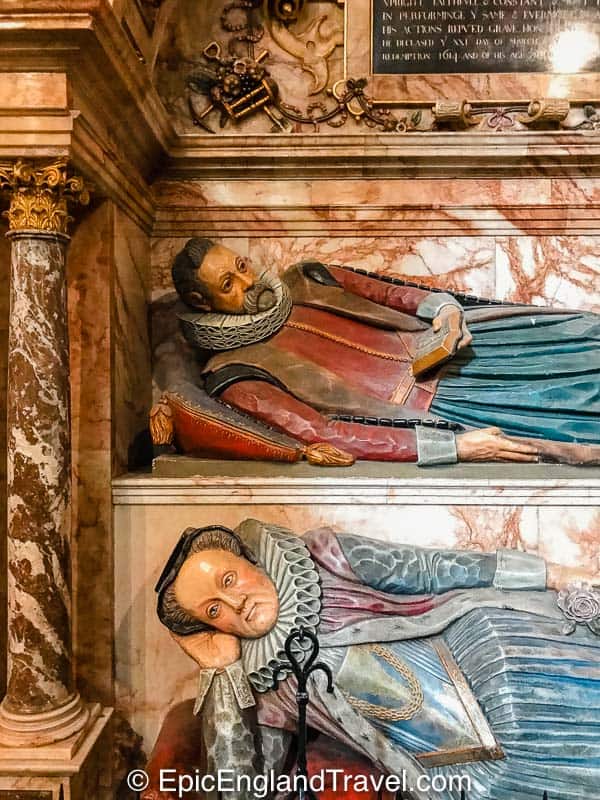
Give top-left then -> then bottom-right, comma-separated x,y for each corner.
302,442 -> 355,466
268,0 -> 306,23
343,644 -> 424,721
519,98 -> 571,126
432,100 -> 478,129
0,159 -> 90,235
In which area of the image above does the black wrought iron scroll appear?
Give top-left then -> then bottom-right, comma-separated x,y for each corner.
276,627 -> 334,800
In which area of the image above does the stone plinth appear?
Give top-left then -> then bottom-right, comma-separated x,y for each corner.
0,707 -> 112,800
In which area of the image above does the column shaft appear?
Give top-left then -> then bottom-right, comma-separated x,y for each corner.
5,232 -> 72,714
0,159 -> 90,747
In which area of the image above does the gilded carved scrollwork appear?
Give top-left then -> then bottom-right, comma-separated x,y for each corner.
432,101 -> 479,130
268,0 -> 306,23
265,0 -> 344,95
0,159 -> 90,235
150,396 -> 175,446
519,98 -> 571,126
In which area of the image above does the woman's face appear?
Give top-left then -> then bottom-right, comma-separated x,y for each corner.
173,549 -> 280,638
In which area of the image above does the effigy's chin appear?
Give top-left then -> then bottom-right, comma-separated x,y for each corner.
256,289 -> 276,311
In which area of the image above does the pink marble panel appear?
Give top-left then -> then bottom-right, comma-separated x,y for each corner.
551,179 -> 600,206
112,208 -> 153,475
449,506 -> 539,553
537,509 -> 600,579
495,236 -> 600,311
154,178 -> 553,210
68,203 -> 114,707
248,235 -> 496,296
0,72 -> 68,110
67,202 -> 154,710
69,206 -> 112,457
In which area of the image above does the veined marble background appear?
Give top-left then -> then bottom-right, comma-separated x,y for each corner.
151,177 -> 600,313
131,170 -> 600,755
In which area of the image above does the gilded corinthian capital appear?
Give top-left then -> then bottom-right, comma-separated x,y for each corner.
0,158 -> 90,235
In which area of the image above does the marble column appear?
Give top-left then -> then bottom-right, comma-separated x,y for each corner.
0,160 -> 91,747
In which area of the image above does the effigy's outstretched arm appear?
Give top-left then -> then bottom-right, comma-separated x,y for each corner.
336,533 -> 547,595
220,379 -> 461,465
290,261 -> 465,318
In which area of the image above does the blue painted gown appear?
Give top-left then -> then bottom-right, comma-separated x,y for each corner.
328,534 -> 600,800
430,312 -> 600,443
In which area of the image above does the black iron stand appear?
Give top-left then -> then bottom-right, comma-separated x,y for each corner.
277,627 -> 333,800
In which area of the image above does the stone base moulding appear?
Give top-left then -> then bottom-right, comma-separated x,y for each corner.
0,695 -> 91,751
0,707 -> 112,800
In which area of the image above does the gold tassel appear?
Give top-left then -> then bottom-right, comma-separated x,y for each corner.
149,396 -> 174,446
303,442 -> 355,467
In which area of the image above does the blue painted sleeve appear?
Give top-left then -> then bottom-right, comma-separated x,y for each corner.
337,533 -> 497,594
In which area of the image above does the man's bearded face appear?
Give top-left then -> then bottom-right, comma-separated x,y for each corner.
196,244 -> 275,314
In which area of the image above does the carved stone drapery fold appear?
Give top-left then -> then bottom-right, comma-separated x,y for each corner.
0,159 -> 89,235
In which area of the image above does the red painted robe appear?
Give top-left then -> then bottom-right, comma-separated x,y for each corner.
203,265 -> 453,462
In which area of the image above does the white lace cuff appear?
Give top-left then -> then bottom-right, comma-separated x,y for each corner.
193,660 -> 255,715
416,292 -> 462,322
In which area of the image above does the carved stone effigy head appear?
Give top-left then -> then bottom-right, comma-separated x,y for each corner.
156,525 -> 280,639
172,238 -> 276,315
171,238 -> 293,352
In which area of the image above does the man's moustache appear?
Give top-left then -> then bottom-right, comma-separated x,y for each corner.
243,283 -> 276,313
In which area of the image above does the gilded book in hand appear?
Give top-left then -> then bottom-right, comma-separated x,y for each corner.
412,314 -> 461,377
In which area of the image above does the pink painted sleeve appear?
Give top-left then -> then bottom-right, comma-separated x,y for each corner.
221,380 -> 419,462
329,266 -> 432,315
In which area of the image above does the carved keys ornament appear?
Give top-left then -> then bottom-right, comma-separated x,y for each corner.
0,159 -> 90,235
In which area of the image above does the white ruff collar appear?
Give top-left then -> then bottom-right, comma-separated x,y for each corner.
178,273 -> 292,351
237,520 -> 322,693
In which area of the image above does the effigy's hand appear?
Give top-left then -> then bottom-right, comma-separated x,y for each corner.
511,436 -> 600,466
456,427 -> 539,462
170,629 -> 241,670
432,304 -> 473,352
